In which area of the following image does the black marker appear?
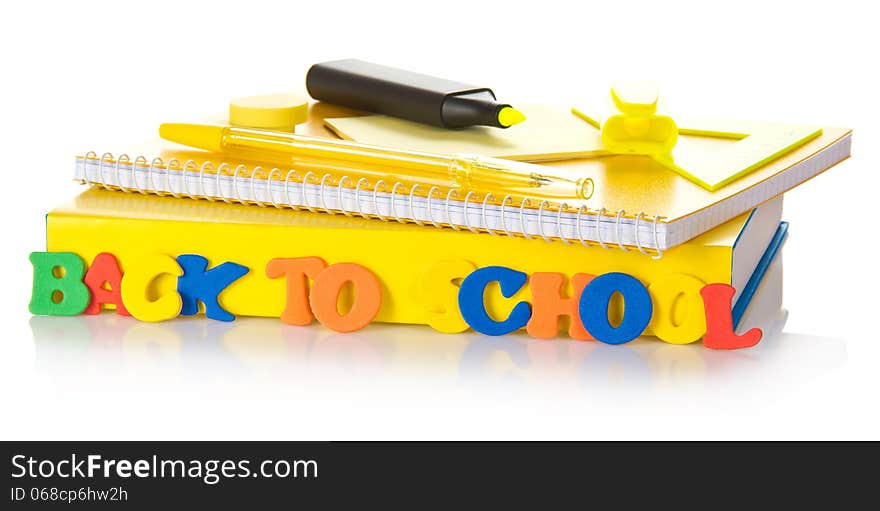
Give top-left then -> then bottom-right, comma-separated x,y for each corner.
306,59 -> 525,129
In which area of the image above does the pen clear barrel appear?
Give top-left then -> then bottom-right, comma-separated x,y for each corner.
452,155 -> 594,199
222,127 -> 593,199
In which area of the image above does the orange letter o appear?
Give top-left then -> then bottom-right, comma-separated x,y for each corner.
309,263 -> 382,333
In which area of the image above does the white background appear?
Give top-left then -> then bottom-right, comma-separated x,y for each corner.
0,0 -> 877,440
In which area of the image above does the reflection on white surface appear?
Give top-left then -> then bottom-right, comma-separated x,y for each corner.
28,308 -> 845,400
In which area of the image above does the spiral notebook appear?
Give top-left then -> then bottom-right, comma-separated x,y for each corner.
72,123 -> 850,257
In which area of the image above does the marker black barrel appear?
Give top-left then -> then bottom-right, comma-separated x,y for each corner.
306,59 -> 513,129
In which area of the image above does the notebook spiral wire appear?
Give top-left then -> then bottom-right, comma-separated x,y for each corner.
83,152 -> 664,259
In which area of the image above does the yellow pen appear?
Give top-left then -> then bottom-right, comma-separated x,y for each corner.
159,123 -> 594,199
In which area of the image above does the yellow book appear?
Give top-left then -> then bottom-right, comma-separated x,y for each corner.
44,188 -> 785,343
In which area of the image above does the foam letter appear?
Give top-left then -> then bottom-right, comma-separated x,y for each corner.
82,252 -> 130,316
120,254 -> 183,322
579,272 -> 652,345
458,266 -> 531,336
176,254 -> 249,322
417,260 -> 476,333
28,252 -> 90,316
526,272 -> 594,340
648,273 -> 706,344
309,263 -> 382,333
700,283 -> 762,350
266,257 -> 328,325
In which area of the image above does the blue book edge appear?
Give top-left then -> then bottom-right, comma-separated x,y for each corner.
732,221 -> 789,328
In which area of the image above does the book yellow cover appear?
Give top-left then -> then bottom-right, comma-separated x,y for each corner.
42,188 -> 781,346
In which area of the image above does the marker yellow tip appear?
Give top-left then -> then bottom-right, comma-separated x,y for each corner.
159,123 -> 227,152
497,106 -> 526,128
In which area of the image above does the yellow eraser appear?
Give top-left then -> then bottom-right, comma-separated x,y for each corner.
229,93 -> 309,131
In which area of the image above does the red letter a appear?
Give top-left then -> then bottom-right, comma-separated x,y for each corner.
83,252 -> 130,315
